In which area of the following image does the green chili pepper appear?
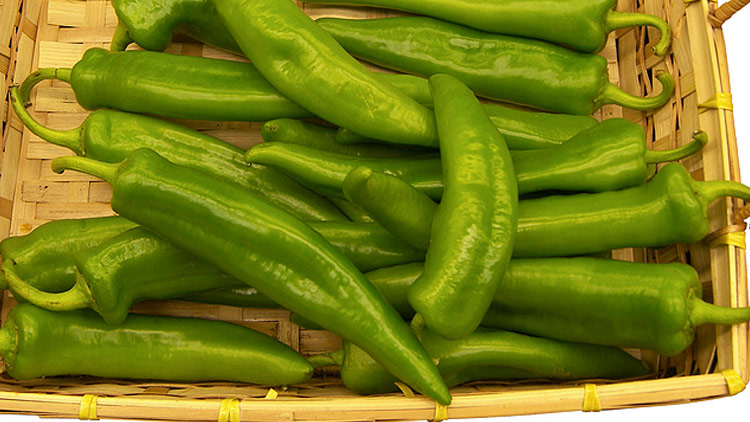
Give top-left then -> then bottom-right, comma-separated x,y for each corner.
316,16 -> 674,115
343,259 -> 750,357
10,84 -> 345,223
246,124 -> 705,200
406,74 -> 517,340
261,119 -> 423,158
50,148 -> 451,405
0,303 -> 313,385
327,197 -> 376,223
343,167 -> 438,251
305,0 -> 670,55
309,328 -> 650,396
4,227 -> 242,325
210,0 -> 438,147
245,143 -> 443,201
110,0 -> 242,53
0,217 -> 137,292
4,219 -> 423,324
337,160 -> 749,258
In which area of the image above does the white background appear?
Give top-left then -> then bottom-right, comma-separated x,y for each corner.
2,2 -> 749,421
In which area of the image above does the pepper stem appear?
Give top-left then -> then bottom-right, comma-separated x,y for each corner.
689,295 -> 750,328
597,71 -> 674,111
605,10 -> 672,56
110,20 -> 134,52
2,262 -> 92,311
695,178 -> 750,209
50,156 -> 118,184
307,350 -> 344,368
10,74 -> 83,155
644,130 -> 708,164
411,313 -> 425,341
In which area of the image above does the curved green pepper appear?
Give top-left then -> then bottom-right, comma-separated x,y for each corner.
0,217 -> 137,292
261,119 -> 424,158
309,328 -> 650,396
50,148 -> 450,405
246,124 -> 706,199
110,0 -> 242,53
338,160 -> 750,258
0,303 -> 313,385
210,0 -> 438,147
10,83 -> 345,223
305,0 -> 670,55
343,167 -> 437,251
407,74 -> 517,340
316,16 -> 674,115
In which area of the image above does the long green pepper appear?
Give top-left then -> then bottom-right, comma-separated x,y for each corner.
50,148 -> 451,405
408,74 -> 517,340
305,0 -> 671,55
10,83 -> 345,223
0,303 -> 313,385
316,16 -> 675,115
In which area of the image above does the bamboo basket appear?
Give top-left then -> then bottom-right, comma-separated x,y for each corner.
0,0 -> 748,420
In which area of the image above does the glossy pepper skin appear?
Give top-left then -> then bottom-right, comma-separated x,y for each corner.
407,74 -> 517,340
10,84 -> 345,223
210,0 -> 438,147
0,217 -> 137,292
305,0 -> 670,55
247,124 -> 705,200
316,16 -> 675,115
310,328 -> 650,396
110,0 -> 241,52
51,148 -> 451,405
338,161 -> 750,259
354,259 -> 750,356
0,303 -> 313,385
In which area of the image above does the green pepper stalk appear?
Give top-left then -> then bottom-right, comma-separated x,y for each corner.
245,125 -> 706,200
0,303 -> 313,384
407,74 -> 518,340
0,217 -> 137,292
308,328 -> 651,396
210,0 -> 438,147
315,16 -> 674,116
50,148 -> 451,405
304,0 -> 670,56
9,83 -> 345,223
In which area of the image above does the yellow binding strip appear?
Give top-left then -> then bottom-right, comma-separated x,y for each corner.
264,388 -> 278,400
699,92 -> 734,113
217,398 -> 240,422
722,369 -> 747,395
709,231 -> 747,249
582,384 -> 602,412
394,382 -> 416,398
78,394 -> 98,420
433,402 -> 448,422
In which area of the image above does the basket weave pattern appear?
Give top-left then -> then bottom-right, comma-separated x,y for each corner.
0,0 -> 746,420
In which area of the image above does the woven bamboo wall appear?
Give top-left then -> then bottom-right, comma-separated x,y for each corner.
0,0 -> 745,420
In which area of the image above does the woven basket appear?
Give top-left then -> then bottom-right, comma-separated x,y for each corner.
0,0 -> 748,420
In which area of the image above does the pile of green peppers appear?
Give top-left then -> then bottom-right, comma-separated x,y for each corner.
1,0 -> 749,408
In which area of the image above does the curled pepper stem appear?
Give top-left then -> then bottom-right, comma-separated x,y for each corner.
110,20 -> 134,52
410,313 -> 425,341
689,295 -> 750,328
605,10 -> 672,56
695,177 -> 750,208
1,262 -> 93,311
597,71 -> 674,111
51,155 -> 118,184
307,350 -> 344,368
10,72 -> 83,155
644,130 -> 708,164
